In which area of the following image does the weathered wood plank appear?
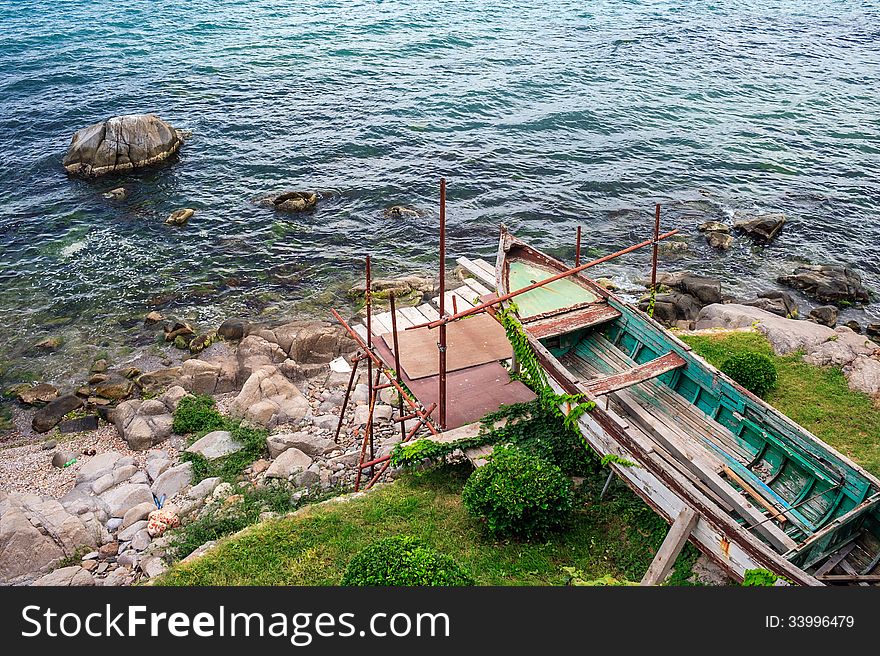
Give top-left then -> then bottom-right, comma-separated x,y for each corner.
722,466 -> 787,524
816,574 -> 880,583
524,304 -> 622,340
612,389 -> 799,552
641,507 -> 699,585
583,352 -> 686,396
813,542 -> 857,577
457,257 -> 496,287
463,277 -> 493,297
416,303 -> 441,322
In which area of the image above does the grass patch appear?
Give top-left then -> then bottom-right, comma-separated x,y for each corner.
173,394 -> 271,484
681,331 -> 880,476
155,463 -> 698,586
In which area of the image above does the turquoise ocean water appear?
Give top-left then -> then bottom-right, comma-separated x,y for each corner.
1,0 -> 879,385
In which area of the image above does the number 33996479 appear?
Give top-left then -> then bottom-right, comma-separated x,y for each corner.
765,616 -> 854,628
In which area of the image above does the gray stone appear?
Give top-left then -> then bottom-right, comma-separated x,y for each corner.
100,484 -> 154,518
218,317 -> 249,341
131,529 -> 151,551
146,457 -> 172,482
181,540 -> 216,564
705,231 -> 733,250
90,473 -> 116,495
808,305 -> 839,327
802,328 -> 878,367
141,556 -> 167,578
265,448 -> 313,479
733,212 -> 786,242
354,404 -> 393,425
294,470 -> 320,487
63,114 -> 183,177
117,520 -> 148,542
845,356 -> 880,396
151,462 -> 193,499
106,518 -> 123,532
52,450 -> 77,469
230,366 -> 310,428
116,551 -> 139,569
267,431 -> 332,458
32,394 -> 83,433
100,566 -> 132,587
778,265 -> 870,305
353,383 -> 370,404
185,430 -> 243,460
187,477 -> 221,500
58,415 -> 99,434
32,566 -> 95,587
311,414 -> 338,431
121,502 -> 157,530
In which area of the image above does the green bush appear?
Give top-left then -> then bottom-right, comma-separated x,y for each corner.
341,536 -> 474,586
172,394 -> 226,434
462,445 -> 574,539
721,352 -> 778,398
742,568 -> 783,586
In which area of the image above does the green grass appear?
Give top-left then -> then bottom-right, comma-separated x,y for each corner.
155,463 -> 698,586
681,331 -> 880,476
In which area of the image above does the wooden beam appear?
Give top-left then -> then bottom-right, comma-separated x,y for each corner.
612,389 -> 799,552
456,257 -> 496,287
583,352 -> 686,396
722,466 -> 787,524
813,542 -> 856,577
816,574 -> 880,583
641,507 -> 699,585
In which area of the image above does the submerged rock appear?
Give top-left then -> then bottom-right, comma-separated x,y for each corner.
778,265 -> 870,305
165,208 -> 194,226
733,212 -> 786,243
16,383 -> 59,406
102,187 -> 128,201
260,191 -> 319,213
62,114 -> 184,177
705,231 -> 733,250
384,205 -> 422,219
742,291 -> 799,319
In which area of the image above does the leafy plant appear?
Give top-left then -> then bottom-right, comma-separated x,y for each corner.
721,352 -> 778,398
172,395 -> 225,434
742,568 -> 787,586
462,445 -> 574,539
341,535 -> 474,586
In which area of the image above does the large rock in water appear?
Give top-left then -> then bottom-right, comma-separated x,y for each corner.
62,114 -> 183,177
778,265 -> 870,305
733,212 -> 786,243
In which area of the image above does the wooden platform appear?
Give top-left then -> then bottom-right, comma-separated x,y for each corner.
354,258 -> 536,431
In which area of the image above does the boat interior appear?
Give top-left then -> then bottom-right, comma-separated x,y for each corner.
504,247 -> 880,582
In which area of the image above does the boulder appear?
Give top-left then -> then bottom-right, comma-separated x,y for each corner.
218,317 -> 250,341
159,385 -> 188,412
655,271 -> 724,306
131,529 -> 151,551
100,484 -> 154,518
866,324 -> 880,340
266,431 -> 333,459
32,566 -> 95,587
76,452 -> 123,485
137,368 -> 181,395
165,208 -> 194,226
230,366 -> 310,428
265,448 -> 313,479
16,383 -> 58,406
114,400 -> 173,450
178,357 -> 238,395
185,430 -> 243,460
698,221 -> 730,233
120,502 -> 157,530
778,265 -> 870,305
236,335 -> 288,382
638,291 -> 702,325
695,304 -> 835,355
150,462 -> 193,499
187,477 -> 221,500
117,520 -> 148,542
733,212 -> 786,242
103,187 -> 127,201
808,305 -> 838,327
742,291 -> 798,319
94,377 -> 134,401
62,114 -> 183,177
844,356 -> 880,396
260,190 -> 319,212
705,231 -> 733,250
52,450 -> 77,468
32,394 -> 83,433
349,275 -> 437,303
803,328 -> 879,367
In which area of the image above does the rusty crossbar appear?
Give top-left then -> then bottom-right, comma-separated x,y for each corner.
330,308 -> 440,490
406,229 -> 680,331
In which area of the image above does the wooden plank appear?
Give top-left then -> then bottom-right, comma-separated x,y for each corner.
432,289 -> 479,315
398,306 -> 428,326
838,557 -> 871,586
722,466 -> 787,524
370,313 -> 394,335
415,303 -> 441,322
457,257 -> 496,287
463,277 -> 493,297
813,542 -> 857,577
641,507 -> 699,585
583,352 -> 686,396
472,257 -> 496,278
613,389 -> 799,552
353,324 -> 369,342
524,304 -> 622,340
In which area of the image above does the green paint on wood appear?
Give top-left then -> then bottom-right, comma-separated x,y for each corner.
507,261 -> 599,318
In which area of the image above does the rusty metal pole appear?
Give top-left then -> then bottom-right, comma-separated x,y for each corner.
651,204 -> 661,293
365,255 -> 375,475
333,355 -> 360,444
575,225 -> 582,267
438,177 -> 447,430
389,292 -> 407,443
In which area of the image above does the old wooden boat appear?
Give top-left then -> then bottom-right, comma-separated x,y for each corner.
494,227 -> 880,585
